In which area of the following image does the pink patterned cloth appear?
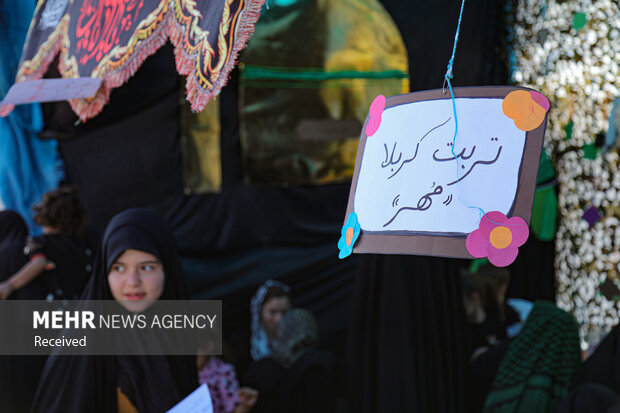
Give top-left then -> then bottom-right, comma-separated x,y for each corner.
198,357 -> 241,413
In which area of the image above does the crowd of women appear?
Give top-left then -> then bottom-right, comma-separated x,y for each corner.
461,265 -> 620,413
0,187 -> 345,413
2,186 -> 620,413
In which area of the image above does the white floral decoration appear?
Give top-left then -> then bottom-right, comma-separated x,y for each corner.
511,0 -> 620,345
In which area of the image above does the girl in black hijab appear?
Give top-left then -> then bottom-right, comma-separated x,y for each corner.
30,208 -> 198,413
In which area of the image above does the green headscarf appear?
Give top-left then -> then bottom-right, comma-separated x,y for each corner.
484,301 -> 581,413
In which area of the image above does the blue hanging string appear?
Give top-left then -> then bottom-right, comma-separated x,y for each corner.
443,0 -> 465,89
444,0 -> 521,228
444,0 -> 486,218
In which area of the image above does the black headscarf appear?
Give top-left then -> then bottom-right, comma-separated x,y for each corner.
82,207 -> 190,301
30,208 -> 197,413
0,210 -> 28,249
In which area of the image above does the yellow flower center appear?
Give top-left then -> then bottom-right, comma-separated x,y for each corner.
346,227 -> 355,246
490,226 -> 512,249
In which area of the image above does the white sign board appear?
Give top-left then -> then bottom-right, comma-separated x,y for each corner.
342,86 -> 548,259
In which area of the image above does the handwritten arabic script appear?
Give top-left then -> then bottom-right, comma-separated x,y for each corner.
354,97 -> 527,235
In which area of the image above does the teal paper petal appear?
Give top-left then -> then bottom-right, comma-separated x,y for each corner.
338,246 -> 352,259
338,212 -> 361,259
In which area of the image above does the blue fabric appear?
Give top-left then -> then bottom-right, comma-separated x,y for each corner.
507,298 -> 534,322
0,1 -> 63,234
605,97 -> 619,151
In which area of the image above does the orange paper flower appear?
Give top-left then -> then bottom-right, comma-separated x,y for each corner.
502,90 -> 549,132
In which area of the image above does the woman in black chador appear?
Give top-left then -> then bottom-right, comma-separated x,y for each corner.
30,208 -> 198,413
244,308 -> 344,413
0,210 -> 47,413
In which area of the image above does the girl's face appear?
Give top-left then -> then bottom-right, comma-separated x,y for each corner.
260,296 -> 290,338
108,249 -> 165,313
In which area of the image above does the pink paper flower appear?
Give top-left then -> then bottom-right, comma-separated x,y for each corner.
466,211 -> 529,267
365,95 -> 386,137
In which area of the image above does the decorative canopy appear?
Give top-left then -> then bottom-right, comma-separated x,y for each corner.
16,0 -> 265,121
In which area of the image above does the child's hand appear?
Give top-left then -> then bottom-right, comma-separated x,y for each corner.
238,387 -> 258,407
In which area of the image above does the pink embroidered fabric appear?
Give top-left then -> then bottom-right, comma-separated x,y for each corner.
198,357 -> 240,413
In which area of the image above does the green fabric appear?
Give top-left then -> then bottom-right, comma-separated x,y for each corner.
536,151 -> 555,185
241,65 -> 408,81
484,301 -> 581,413
572,12 -> 587,30
531,186 -> 557,241
469,258 -> 489,274
531,152 -> 557,241
583,142 -> 598,159
563,121 -> 573,140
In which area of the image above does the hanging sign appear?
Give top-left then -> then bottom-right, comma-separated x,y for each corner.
339,86 -> 549,265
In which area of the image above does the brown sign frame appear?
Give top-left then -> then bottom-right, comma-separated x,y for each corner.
344,86 -> 548,258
